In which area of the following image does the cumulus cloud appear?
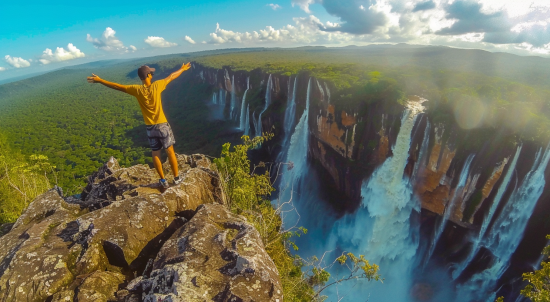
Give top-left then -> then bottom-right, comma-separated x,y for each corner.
38,43 -> 85,65
207,18 -> 355,45
0,67 -> 5,72
268,3 -> 282,10
5,55 -> 31,68
292,0 -> 317,13
436,1 -> 510,35
184,36 -> 196,44
144,36 -> 178,48
87,27 -> 129,52
129,45 -> 137,51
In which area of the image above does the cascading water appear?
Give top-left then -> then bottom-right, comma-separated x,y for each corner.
277,76 -> 298,162
426,154 -> 475,263
239,77 -> 250,131
452,145 -> 523,280
412,120 -> 430,183
219,90 -> 225,107
321,99 -> 428,301
457,144 -> 550,301
256,74 -> 272,137
230,75 -> 236,119
276,78 -> 311,228
212,92 -> 217,104
252,112 -> 258,137
324,82 -> 331,103
316,79 -> 325,102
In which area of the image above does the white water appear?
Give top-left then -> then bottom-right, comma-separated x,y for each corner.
219,89 -> 225,107
212,92 -> 217,104
276,78 -> 312,228
324,82 -> 331,103
278,77 -> 298,162
239,77 -> 250,131
452,145 -> 523,280
256,74 -> 272,137
316,79 -> 325,102
457,144 -> 550,301
230,75 -> 236,119
426,154 -> 475,263
412,120 -> 430,183
252,111 -> 258,137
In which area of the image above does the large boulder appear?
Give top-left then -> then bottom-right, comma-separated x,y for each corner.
0,154 -> 236,302
125,203 -> 283,302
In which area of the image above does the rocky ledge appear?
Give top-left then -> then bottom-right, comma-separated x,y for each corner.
0,154 -> 283,302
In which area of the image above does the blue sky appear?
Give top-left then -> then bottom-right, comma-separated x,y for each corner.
2,0 -> 550,81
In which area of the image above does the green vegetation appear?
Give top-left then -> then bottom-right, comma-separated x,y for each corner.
520,235 -> 550,302
213,135 -> 381,301
0,134 -> 53,223
196,48 -> 550,145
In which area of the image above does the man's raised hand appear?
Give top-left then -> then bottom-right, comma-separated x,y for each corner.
87,73 -> 101,83
181,62 -> 191,71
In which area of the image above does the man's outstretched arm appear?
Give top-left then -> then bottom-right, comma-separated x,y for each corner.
87,74 -> 128,92
164,62 -> 191,85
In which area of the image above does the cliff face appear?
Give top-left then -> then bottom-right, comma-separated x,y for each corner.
0,154 -> 282,302
189,64 -> 550,280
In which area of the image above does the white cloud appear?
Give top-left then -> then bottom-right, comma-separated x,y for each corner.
0,67 -> 5,72
87,27 -> 128,52
5,55 -> 31,68
144,36 -> 178,48
184,36 -> 196,44
291,0 -> 318,13
207,19 -> 349,45
268,3 -> 282,10
38,43 -> 85,65
129,45 -> 137,51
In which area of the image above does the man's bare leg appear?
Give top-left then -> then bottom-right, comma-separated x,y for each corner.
166,146 -> 179,178
152,150 -> 165,179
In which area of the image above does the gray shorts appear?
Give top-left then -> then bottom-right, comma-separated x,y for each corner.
146,122 -> 176,151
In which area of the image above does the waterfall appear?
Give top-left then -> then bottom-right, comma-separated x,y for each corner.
252,112 -> 258,136
426,154 -> 476,263
278,77 -> 298,162
324,82 -> 331,103
277,78 -> 312,214
412,120 -> 430,183
212,92 -> 217,104
256,74 -> 272,137
457,144 -> 550,301
316,79 -> 325,102
323,98 -> 426,301
239,77 -> 250,131
219,90 -> 224,107
361,99 -> 426,263
452,145 -> 522,280
230,75 -> 236,119
244,105 -> 250,136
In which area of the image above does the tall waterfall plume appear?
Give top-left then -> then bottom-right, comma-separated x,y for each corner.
277,76 -> 298,162
426,154 -> 476,263
256,74 -> 272,137
239,77 -> 250,131
230,75 -> 236,119
327,98 -> 427,301
451,145 -> 522,280
458,144 -> 550,301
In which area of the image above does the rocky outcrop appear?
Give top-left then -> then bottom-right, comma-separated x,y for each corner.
124,204 -> 283,302
0,154 -> 281,302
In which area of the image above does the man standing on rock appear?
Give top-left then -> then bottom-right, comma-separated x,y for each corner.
87,62 -> 191,188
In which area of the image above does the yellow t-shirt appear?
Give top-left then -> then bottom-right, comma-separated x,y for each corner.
124,79 -> 168,125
